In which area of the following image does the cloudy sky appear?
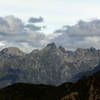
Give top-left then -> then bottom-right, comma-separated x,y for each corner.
0,0 -> 100,52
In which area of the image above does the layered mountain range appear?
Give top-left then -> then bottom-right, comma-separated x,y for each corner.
0,43 -> 100,88
0,69 -> 100,100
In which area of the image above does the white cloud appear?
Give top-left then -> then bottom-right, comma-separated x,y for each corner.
0,41 -> 5,46
1,0 -> 100,35
52,19 -> 100,49
0,15 -> 48,52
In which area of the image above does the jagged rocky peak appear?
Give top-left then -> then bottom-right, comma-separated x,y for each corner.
59,46 -> 66,53
89,47 -> 96,52
76,47 -> 97,54
46,42 -> 56,49
0,47 -> 25,56
30,49 -> 40,54
76,48 -> 86,52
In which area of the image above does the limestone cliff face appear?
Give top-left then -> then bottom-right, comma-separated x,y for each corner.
0,43 -> 100,88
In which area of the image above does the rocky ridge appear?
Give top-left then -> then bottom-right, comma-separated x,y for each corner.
0,70 -> 100,100
0,43 -> 100,87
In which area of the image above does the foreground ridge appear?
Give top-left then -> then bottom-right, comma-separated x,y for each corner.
0,70 -> 100,100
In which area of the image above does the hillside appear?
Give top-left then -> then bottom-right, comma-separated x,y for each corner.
0,70 -> 100,100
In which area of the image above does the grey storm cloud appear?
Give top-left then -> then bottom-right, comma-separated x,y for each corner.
1,15 -> 100,52
52,19 -> 100,49
28,16 -> 44,23
0,16 -> 25,35
25,24 -> 41,31
54,20 -> 100,37
0,15 -> 48,51
0,17 -> 9,26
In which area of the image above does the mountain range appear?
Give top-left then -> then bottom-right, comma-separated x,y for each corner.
0,43 -> 100,88
0,68 -> 100,100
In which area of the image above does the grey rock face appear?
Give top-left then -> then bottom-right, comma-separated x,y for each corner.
0,43 -> 100,87
0,47 -> 25,57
